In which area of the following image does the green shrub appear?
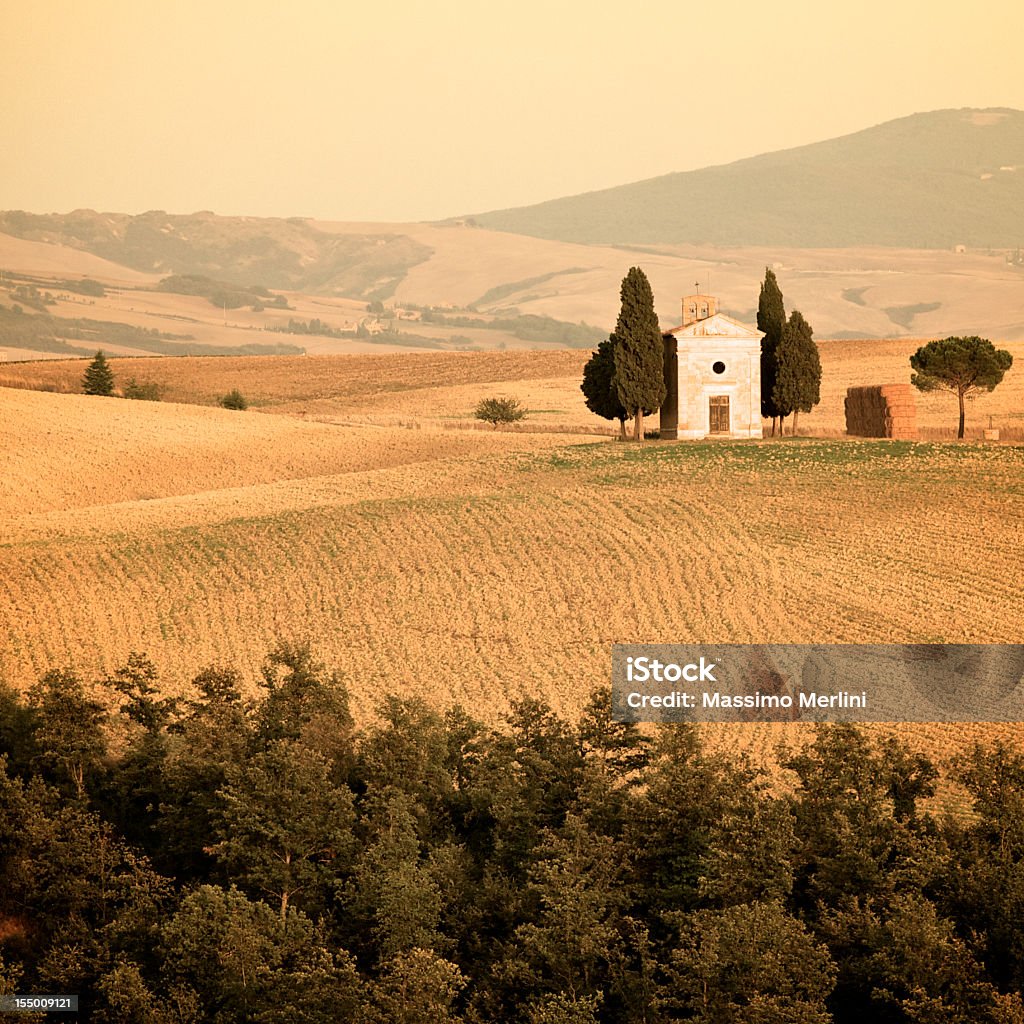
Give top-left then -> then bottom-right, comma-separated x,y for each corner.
474,397 -> 526,428
122,378 -> 163,401
219,389 -> 248,411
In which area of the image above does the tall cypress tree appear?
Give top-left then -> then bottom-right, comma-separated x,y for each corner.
612,267 -> 665,441
757,269 -> 786,434
82,350 -> 115,397
772,310 -> 821,436
581,337 -> 628,438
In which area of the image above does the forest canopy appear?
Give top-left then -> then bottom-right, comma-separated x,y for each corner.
1,645 -> 1022,1023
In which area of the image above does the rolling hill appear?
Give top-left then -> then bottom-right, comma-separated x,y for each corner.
474,108 -> 1024,248
0,208 -> 432,300
4,225 -> 1024,349
5,106 -> 1024,354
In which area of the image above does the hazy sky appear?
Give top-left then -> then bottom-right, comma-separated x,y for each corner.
3,0 -> 1023,222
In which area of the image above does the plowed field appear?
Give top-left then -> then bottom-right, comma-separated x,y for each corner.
3,387 -> 1022,780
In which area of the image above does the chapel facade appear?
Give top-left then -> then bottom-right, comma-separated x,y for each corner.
659,290 -> 763,440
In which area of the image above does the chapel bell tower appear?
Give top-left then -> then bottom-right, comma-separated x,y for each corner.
681,287 -> 718,327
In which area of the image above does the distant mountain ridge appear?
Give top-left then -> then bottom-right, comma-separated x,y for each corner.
473,108 -> 1024,248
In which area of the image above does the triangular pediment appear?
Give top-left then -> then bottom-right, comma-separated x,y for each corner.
669,313 -> 761,339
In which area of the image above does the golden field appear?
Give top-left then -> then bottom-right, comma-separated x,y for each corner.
3,338 -> 1022,438
2,357 -> 1023,807
0,387 -> 573,519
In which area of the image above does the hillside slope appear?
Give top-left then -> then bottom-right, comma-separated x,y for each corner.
4,216 -> 1024,351
475,108 -> 1024,247
0,386 -> 570,518
0,209 -> 431,300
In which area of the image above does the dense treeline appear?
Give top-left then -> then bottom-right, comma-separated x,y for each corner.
156,275 -> 290,312
1,646 -> 1023,1022
269,316 -> 353,339
0,272 -> 105,300
420,310 -> 606,348
0,306 -> 193,357
0,308 -> 304,358
267,317 -> 466,351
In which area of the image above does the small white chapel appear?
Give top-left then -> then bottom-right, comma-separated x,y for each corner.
659,288 -> 763,440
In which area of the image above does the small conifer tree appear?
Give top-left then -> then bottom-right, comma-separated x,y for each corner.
82,350 -> 115,397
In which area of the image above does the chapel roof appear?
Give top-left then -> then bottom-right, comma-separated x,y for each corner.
667,312 -> 762,338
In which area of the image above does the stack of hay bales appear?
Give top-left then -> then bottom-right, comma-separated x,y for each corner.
845,384 -> 917,439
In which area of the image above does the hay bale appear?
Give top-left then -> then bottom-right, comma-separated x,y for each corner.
846,384 -> 918,439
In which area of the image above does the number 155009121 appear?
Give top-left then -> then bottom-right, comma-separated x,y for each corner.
0,995 -> 79,1013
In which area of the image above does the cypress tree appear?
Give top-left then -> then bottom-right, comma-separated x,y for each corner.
82,350 -> 115,396
581,337 -> 628,438
612,267 -> 665,441
757,269 -> 786,434
773,310 -> 821,435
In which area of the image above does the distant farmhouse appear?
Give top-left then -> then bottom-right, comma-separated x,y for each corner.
660,290 -> 763,439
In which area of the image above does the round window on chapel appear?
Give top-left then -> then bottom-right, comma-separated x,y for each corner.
712,360 -> 726,375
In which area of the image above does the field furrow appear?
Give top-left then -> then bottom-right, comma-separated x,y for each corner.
2,379 -> 1022,785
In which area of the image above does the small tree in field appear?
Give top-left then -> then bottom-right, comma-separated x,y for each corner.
475,397 -> 526,428
612,267 -> 665,441
910,336 -> 1013,438
82,350 -> 114,396
581,337 -> 628,438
